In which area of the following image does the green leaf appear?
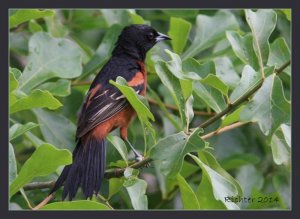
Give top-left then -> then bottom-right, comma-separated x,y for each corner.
182,10 -> 238,59
270,124 -> 291,165
182,58 -> 215,79
220,153 -> 260,171
129,12 -> 147,24
37,79 -> 71,97
196,172 -> 226,209
77,24 -> 122,81
10,90 -> 62,114
201,74 -> 229,97
9,9 -> 54,29
150,128 -> 205,178
108,178 -> 125,200
44,14 -> 68,38
100,9 -> 130,26
236,165 -> 264,199
28,19 -> 43,33
9,143 -> 17,186
124,178 -> 148,210
165,49 -> 201,81
221,106 -> 245,127
41,200 -> 111,210
241,74 -> 290,136
176,174 -> 200,209
19,32 -> 82,92
9,122 -> 39,141
10,71 -> 19,92
226,31 -> 259,70
10,144 -> 72,198
189,152 -> 241,210
193,82 -> 226,113
33,109 -> 76,151
230,65 -> 260,102
214,57 -> 240,89
185,95 -> 194,128
273,171 -> 291,209
281,9 -> 291,21
110,77 -> 155,139
267,37 -> 291,75
154,60 -> 187,127
168,17 -> 191,54
107,135 -> 128,166
245,9 -> 277,65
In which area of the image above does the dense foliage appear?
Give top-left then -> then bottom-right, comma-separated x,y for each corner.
9,9 -> 291,210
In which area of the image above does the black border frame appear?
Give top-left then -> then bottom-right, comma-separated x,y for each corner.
1,1 -> 299,219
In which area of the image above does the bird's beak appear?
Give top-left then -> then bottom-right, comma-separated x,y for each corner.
156,32 -> 172,42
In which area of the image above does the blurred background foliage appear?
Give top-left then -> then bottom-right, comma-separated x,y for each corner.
9,9 -> 291,210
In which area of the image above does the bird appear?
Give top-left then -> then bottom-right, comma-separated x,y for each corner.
49,24 -> 171,201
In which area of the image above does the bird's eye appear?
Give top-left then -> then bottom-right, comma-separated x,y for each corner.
147,33 -> 154,40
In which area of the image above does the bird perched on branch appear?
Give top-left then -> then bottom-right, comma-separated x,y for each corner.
49,24 -> 171,201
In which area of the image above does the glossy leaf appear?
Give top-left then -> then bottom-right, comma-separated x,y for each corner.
226,31 -> 259,70
189,152 -> 242,210
41,200 -> 111,210
124,178 -> 148,210
9,143 -> 17,186
10,144 -> 72,198
9,122 -> 39,141
201,74 -> 229,97
33,109 -> 76,151
37,79 -> 71,97
155,60 -> 186,127
197,171 -> 226,209
10,9 -> 54,29
230,65 -> 260,102
193,82 -> 227,113
270,124 -> 291,165
182,11 -> 238,59
28,19 -> 43,33
176,174 -> 200,209
19,32 -> 82,92
108,178 -> 125,200
168,17 -> 191,54
241,74 -> 290,136
110,77 -> 155,139
214,57 -> 240,89
267,37 -> 291,75
245,9 -> 277,65
221,106 -> 245,127
107,135 -> 128,165
150,128 -> 205,177
10,90 -> 62,114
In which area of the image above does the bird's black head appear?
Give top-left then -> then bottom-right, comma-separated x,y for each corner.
112,24 -> 171,61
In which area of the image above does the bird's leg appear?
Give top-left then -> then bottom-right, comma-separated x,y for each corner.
125,139 -> 144,162
120,127 -> 144,162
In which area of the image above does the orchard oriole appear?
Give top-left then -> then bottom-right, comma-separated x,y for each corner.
50,24 -> 171,200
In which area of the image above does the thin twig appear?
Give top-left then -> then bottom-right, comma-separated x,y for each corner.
32,193 -> 55,210
201,122 -> 248,140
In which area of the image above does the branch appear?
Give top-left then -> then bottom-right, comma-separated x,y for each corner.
201,122 -> 248,140
198,60 -> 290,129
24,122 -> 250,192
147,97 -> 215,116
26,61 -> 290,198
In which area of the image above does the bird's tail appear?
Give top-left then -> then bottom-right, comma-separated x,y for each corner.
49,137 -> 106,201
